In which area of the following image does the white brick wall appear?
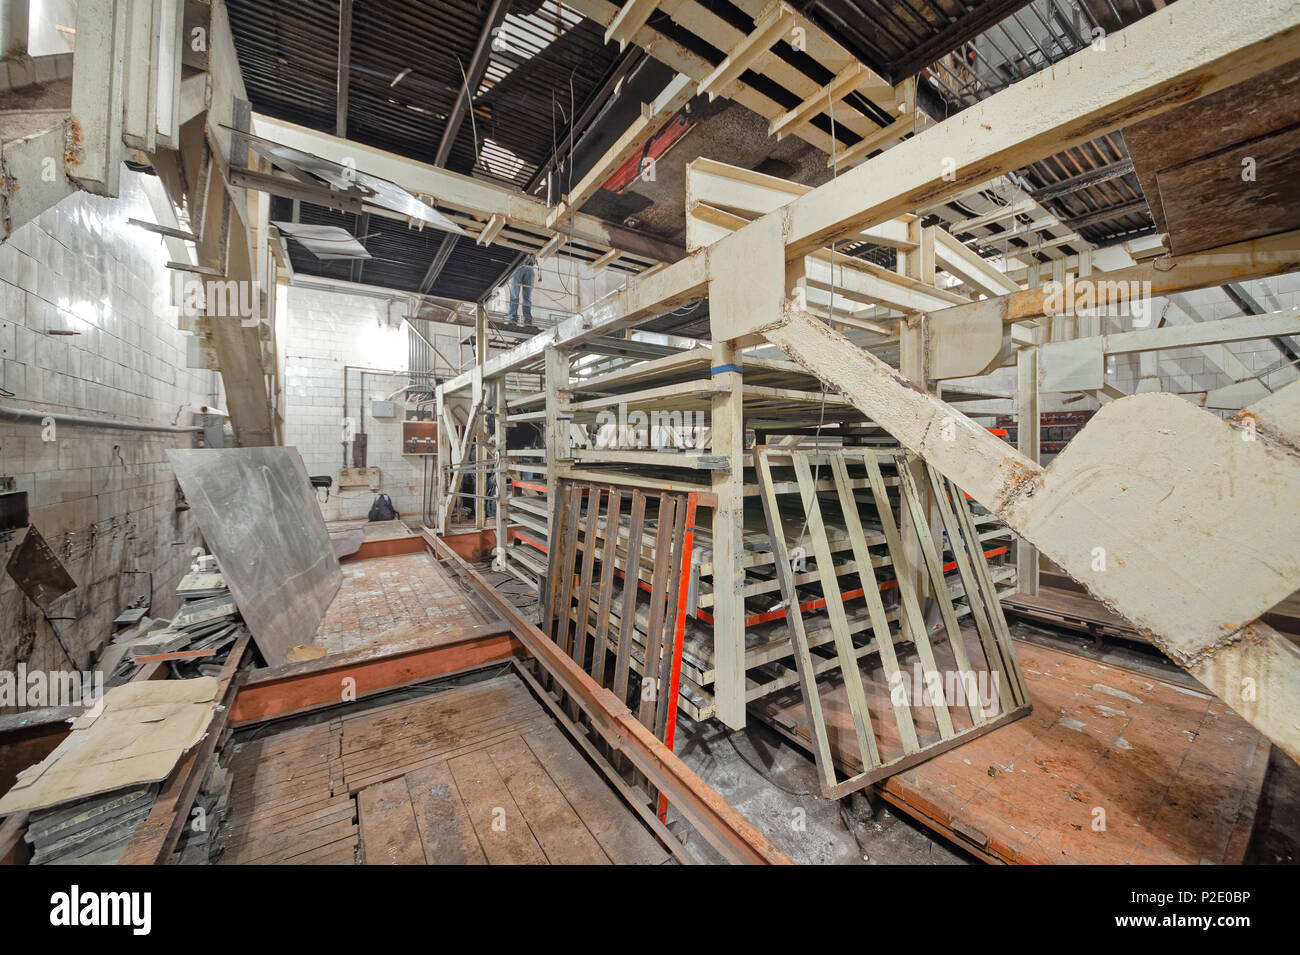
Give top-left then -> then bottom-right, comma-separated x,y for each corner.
281,284 -> 460,522
0,170 -> 217,686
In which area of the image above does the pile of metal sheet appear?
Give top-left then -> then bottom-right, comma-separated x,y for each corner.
23,786 -> 159,865
94,568 -> 243,683
175,761 -> 234,865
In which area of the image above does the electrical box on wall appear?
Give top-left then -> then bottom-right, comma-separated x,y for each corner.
371,400 -> 398,418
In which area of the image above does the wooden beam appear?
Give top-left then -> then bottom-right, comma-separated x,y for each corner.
935,230 -> 1300,331
829,111 -> 923,169
769,62 -> 891,140
933,228 -> 1020,296
252,113 -> 681,265
589,248 -> 621,270
1015,340 -> 1039,596
1100,308 -> 1300,354
68,0 -> 126,196
696,2 -> 794,102
476,213 -> 506,247
606,0 -> 661,49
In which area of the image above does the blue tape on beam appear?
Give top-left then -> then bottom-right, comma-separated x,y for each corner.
711,364 -> 742,376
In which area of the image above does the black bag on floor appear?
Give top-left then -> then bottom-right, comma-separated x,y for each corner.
368,493 -> 397,522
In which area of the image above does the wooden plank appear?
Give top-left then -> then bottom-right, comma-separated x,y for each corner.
1124,59 -> 1300,247
591,489 -> 623,685
827,454 -> 919,755
405,762 -> 487,865
486,736 -> 610,864
571,486 -> 603,674
861,454 -> 956,739
653,495 -> 690,742
752,451 -> 838,794
928,465 -> 1016,710
225,814 -> 358,865
447,749 -> 548,865
943,477 -> 1029,707
636,495 -> 677,729
522,722 -> 667,864
358,777 -> 427,864
894,457 -> 985,728
553,482 -> 585,657
789,454 -> 880,767
612,491 -> 648,707
1156,124 -> 1300,255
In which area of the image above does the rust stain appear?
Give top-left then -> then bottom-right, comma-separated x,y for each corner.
64,118 -> 84,168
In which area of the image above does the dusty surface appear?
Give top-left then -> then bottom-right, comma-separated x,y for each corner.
314,552 -> 485,654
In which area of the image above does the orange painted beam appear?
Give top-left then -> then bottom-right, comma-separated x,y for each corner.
229,626 -> 521,725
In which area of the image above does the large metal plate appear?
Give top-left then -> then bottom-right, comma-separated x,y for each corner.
5,525 -> 77,609
168,448 -> 341,666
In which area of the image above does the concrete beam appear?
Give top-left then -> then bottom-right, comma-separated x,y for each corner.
764,305 -> 1300,762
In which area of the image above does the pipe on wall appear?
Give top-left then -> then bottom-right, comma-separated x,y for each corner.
0,405 -> 203,434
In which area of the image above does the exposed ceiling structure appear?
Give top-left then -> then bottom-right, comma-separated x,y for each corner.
225,0 -> 1163,306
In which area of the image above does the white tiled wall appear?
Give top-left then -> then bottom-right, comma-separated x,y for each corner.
281,284 -> 460,522
0,171 -> 217,682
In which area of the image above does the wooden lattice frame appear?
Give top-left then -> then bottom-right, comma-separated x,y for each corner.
542,479 -> 698,816
753,446 -> 1030,798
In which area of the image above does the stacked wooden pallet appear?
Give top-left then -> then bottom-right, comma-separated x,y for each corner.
491,337 -> 1019,730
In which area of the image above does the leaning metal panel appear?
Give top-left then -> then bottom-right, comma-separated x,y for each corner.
169,447 -> 342,666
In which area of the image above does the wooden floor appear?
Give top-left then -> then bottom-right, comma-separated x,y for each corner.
314,551 -> 486,654
218,674 -> 668,864
756,634 -> 1270,864
1003,586 -> 1145,643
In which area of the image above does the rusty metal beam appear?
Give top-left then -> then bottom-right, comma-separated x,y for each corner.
229,623 -> 520,725
424,530 -> 792,865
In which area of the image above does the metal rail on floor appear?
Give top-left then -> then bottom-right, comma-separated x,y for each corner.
423,528 -> 792,865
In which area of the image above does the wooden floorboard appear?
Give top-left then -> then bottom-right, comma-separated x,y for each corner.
357,778 -> 427,865
219,673 -> 667,865
406,762 -> 487,864
447,748 -> 550,865
485,736 -> 611,865
522,722 -> 669,865
754,633 -> 1271,864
